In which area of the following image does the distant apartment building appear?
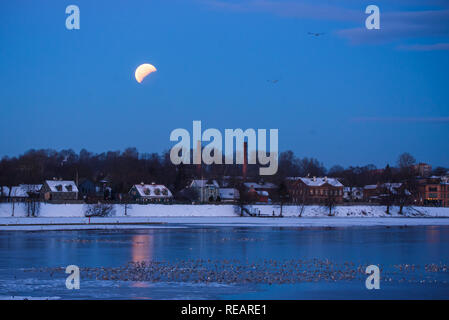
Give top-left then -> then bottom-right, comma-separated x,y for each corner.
413,163 -> 432,177
287,177 -> 344,204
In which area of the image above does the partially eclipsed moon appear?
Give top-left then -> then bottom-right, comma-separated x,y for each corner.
135,63 -> 157,83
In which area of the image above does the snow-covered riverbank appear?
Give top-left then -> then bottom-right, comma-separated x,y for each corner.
0,203 -> 449,230
1,202 -> 449,218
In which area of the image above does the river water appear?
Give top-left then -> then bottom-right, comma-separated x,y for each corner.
1,225 -> 448,299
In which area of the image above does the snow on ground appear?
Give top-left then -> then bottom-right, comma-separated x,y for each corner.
252,204 -> 449,217
1,203 -> 448,219
0,203 -> 449,230
0,203 -> 235,218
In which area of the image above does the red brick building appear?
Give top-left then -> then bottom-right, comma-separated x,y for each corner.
416,178 -> 449,207
444,183 -> 449,207
287,177 -> 344,204
243,181 -> 277,202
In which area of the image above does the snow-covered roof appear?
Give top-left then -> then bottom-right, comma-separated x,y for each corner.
291,177 -> 343,187
45,180 -> 78,193
190,180 -> 220,188
0,184 -> 42,198
11,186 -> 29,197
344,187 -> 363,191
364,183 -> 403,190
132,184 -> 173,198
219,188 -> 240,199
243,182 -> 277,189
1,185 -> 42,197
19,184 -> 42,193
383,182 -> 402,189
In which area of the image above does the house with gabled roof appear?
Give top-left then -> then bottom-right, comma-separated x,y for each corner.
129,182 -> 173,203
188,179 -> 220,203
41,180 -> 78,201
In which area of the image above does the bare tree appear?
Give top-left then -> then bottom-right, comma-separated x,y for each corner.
396,188 -> 411,215
24,199 -> 41,217
323,190 -> 338,216
10,188 -> 18,217
276,182 -> 289,217
397,152 -> 416,174
380,186 -> 395,215
0,159 -> 18,208
296,191 -> 306,217
235,183 -> 252,216
84,202 -> 115,217
21,184 -> 41,217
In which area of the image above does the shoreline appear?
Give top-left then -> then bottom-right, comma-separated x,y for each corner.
1,216 -> 449,231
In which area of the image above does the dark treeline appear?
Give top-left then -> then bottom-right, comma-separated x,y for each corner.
0,148 -> 446,196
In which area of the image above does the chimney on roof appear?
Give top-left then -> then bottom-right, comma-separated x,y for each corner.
140,182 -> 144,186
313,176 -> 316,182
324,176 -> 327,182
151,182 -> 156,185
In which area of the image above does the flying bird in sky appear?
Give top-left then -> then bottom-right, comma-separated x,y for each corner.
308,32 -> 325,37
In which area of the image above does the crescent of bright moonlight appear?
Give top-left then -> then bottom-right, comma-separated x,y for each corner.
135,63 -> 157,83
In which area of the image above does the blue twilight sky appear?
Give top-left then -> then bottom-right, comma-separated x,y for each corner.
0,0 -> 448,169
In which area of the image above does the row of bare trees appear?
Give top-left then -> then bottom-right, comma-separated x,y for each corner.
0,148 -> 329,196
1,148 -> 445,210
